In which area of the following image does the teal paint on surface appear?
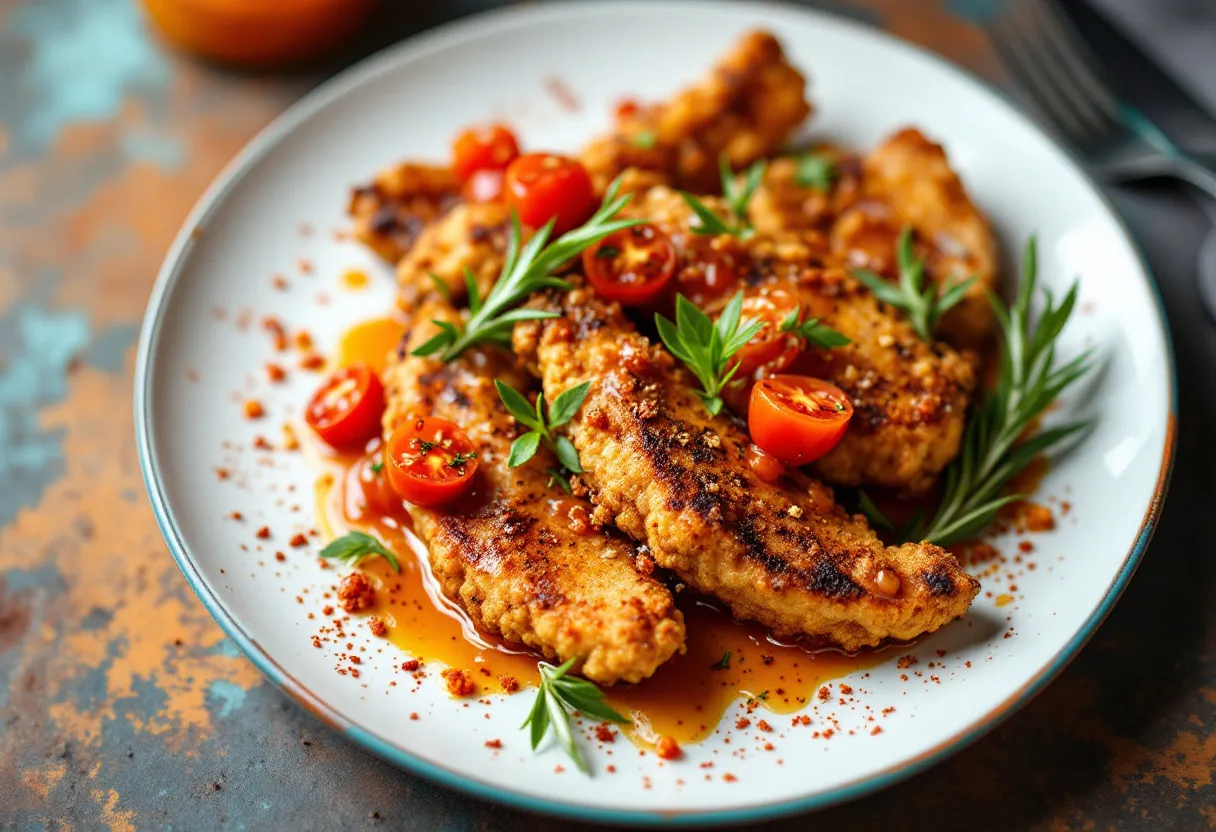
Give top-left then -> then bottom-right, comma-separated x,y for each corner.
0,303 -> 89,526
208,680 -> 248,719
6,0 -> 170,151
947,0 -> 1003,22
121,129 -> 185,170
84,323 -> 139,374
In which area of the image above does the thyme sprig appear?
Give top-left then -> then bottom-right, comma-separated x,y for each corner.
412,177 -> 641,361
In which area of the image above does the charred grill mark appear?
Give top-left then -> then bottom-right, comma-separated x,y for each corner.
923,569 -> 957,597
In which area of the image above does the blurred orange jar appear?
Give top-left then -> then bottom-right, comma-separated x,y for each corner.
141,0 -> 376,68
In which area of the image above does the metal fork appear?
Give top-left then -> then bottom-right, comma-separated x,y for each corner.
986,0 -> 1216,199
986,0 -> 1216,318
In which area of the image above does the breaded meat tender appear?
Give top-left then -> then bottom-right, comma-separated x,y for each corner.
748,129 -> 998,348
622,182 -> 975,495
834,128 -> 997,348
579,30 -> 811,194
514,286 -> 979,651
394,201 -> 511,313
349,163 -> 461,263
382,303 -> 685,684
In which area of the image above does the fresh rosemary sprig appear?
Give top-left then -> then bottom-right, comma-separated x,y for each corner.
496,380 -> 591,474
522,658 -> 630,774
852,227 -> 977,342
862,237 -> 1092,547
779,306 -> 851,349
793,150 -> 836,193
319,531 -> 400,573
680,155 -> 766,239
412,177 -> 641,362
655,292 -> 764,416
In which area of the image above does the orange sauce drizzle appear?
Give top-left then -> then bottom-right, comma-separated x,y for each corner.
339,268 -> 371,291
310,316 -> 886,746
335,316 -> 406,375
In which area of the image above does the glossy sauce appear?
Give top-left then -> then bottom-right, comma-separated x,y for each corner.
310,316 -> 888,746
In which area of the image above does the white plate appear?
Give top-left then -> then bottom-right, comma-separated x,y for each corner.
135,1 -> 1175,825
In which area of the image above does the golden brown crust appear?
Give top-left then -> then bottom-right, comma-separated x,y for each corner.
394,202 -> 511,313
749,129 -> 998,350
514,286 -> 979,652
348,163 -> 461,263
621,183 -> 975,495
381,303 -> 685,684
578,30 -> 812,194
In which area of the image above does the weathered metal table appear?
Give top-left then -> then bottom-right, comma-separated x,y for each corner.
2,1 -> 1213,828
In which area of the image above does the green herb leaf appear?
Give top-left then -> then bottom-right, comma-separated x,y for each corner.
548,381 -> 591,428
779,306 -> 851,349
630,129 -> 656,149
495,379 -> 542,429
521,658 -> 630,774
545,467 -> 573,494
370,461 -> 384,475
850,227 -> 978,342
679,155 -> 766,239
319,531 -> 400,573
595,245 -> 621,260
656,291 -> 764,416
507,431 -> 542,468
412,177 -> 642,361
857,490 -> 893,531
553,435 -> 582,474
712,651 -> 731,671
497,380 -> 588,477
902,236 -> 1093,546
426,271 -> 453,301
793,150 -> 837,193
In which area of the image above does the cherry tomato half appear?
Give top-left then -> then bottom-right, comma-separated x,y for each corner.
728,290 -> 803,377
346,445 -> 405,522
305,365 -> 385,449
582,224 -> 677,305
451,124 -> 520,181
673,250 -> 739,307
504,153 -> 596,235
748,375 -> 853,465
385,417 -> 479,507
463,168 -> 505,203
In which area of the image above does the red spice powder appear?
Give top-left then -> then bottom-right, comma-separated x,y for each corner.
498,675 -> 519,693
655,736 -> 681,761
266,363 -> 286,382
289,533 -> 309,547
255,526 -> 270,539
401,659 -> 420,672
244,400 -> 265,419
441,668 -> 476,697
594,724 -> 616,743
735,718 -> 751,730
337,573 -> 375,613
368,617 -> 387,637
274,552 -> 286,562
756,720 -> 773,733
484,739 -> 502,749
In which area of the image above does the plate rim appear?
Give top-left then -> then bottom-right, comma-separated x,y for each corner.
133,0 -> 1178,825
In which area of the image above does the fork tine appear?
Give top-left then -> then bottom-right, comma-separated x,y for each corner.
1025,0 -> 1122,127
988,8 -> 1093,144
1011,1 -> 1110,138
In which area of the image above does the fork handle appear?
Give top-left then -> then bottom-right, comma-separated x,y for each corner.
1173,156 -> 1216,203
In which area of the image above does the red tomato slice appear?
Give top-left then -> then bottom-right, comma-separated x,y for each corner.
728,290 -> 804,377
304,365 -> 385,449
451,124 -> 520,181
463,168 -> 505,203
385,417 -> 479,507
748,375 -> 853,465
673,251 -> 739,307
504,153 -> 596,234
582,224 -> 677,305
346,445 -> 405,522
